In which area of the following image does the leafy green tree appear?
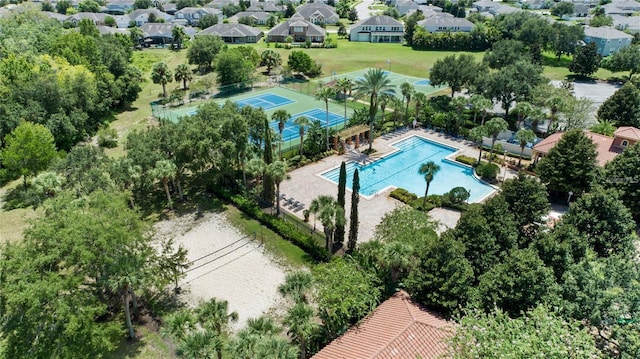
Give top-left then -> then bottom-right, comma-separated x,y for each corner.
198,14 -> 219,29
287,50 -> 313,75
514,129 -> 536,167
404,10 -> 424,46
430,54 -> 482,98
597,81 -> 640,127
41,1 -> 54,11
293,116 -> 310,157
315,87 -> 335,150
501,173 -> 550,236
216,48 -> 254,87
283,302 -> 316,359
348,7 -> 358,22
418,161 -> 440,207
262,118 -> 275,205
335,161 -> 347,245
550,23 -> 584,59
313,258 -> 382,340
562,188 -> 636,258
266,160 -> 288,216
1,122 -> 57,189
536,130 -> 598,195
187,35 -> 225,72
484,117 -> 508,162
590,13 -> 613,27
448,306 -> 601,359
151,62 -> 173,97
174,63 -> 192,90
601,45 -> 640,77
56,0 -> 72,13
550,1 -> 574,17
347,168 -> 360,252
469,94 -> 493,124
260,50 -> 281,73
134,0 -> 152,9
602,142 -> 640,220
78,0 -> 101,12
483,39 -> 529,69
475,248 -> 558,317
171,26 -> 187,50
569,42 -> 601,77
482,61 -> 545,116
266,14 -> 278,28
353,68 -> 397,151
404,232 -> 474,314
272,109 -> 290,159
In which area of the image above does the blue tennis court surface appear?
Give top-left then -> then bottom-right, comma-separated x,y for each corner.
237,93 -> 294,110
414,79 -> 430,86
269,108 -> 346,142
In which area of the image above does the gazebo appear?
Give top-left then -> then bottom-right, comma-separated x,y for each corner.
334,125 -> 371,151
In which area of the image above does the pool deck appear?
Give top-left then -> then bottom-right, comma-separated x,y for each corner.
279,127 -> 520,243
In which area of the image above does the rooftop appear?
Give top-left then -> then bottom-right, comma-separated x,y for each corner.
353,15 -> 404,27
584,25 -> 634,39
312,291 -> 452,359
614,126 -> 640,141
533,131 -> 625,166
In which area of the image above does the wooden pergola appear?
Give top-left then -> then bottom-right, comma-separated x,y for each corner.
333,125 -> 371,151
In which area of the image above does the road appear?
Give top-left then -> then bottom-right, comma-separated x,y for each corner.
354,0 -> 377,22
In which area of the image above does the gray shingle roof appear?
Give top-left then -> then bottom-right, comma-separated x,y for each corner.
353,15 -> 404,27
418,17 -> 475,28
584,25 -> 634,39
198,23 -> 263,37
268,15 -> 325,37
141,23 -> 175,37
295,3 -> 338,18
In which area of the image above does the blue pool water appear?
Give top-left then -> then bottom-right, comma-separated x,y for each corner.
321,136 -> 495,202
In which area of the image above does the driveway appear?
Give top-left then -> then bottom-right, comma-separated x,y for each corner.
355,0 -> 376,21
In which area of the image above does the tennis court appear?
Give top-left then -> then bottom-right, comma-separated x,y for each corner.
271,108 -> 346,142
319,69 -> 444,96
236,93 -> 295,110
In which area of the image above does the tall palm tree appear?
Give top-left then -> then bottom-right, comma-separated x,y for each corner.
413,92 -> 426,123
266,160 -> 288,216
162,309 -> 195,342
469,94 -> 493,124
174,64 -> 192,90
177,329 -> 220,359
484,117 -> 509,163
590,119 -> 617,136
315,87 -> 335,150
283,302 -> 317,359
382,241 -> 414,284
515,129 -> 536,167
390,96 -> 403,129
256,337 -> 299,359
293,116 -> 310,157
278,271 -> 313,303
469,125 -> 488,164
196,298 -> 239,359
544,92 -> 567,135
354,68 -> 397,151
152,159 -> 177,209
512,101 -> 533,130
151,62 -> 173,97
400,82 -> 414,124
247,316 -> 281,336
310,195 -> 345,256
418,161 -> 441,207
272,110 -> 290,159
335,78 -> 354,127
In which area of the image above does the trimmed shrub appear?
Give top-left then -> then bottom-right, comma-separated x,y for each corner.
447,187 -> 470,204
390,188 -> 418,204
412,197 -> 436,211
456,155 -> 477,166
476,162 -> 499,181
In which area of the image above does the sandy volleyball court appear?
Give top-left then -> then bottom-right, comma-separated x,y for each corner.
154,211 -> 287,329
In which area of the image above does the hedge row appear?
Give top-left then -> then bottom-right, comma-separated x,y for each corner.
456,155 -> 478,166
215,189 -> 329,262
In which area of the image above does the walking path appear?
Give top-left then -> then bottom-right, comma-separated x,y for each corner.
279,127 -> 518,243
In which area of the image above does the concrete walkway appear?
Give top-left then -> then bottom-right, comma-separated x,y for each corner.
279,127 -> 517,243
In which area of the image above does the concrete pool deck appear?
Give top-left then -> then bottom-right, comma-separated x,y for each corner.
279,127 -> 519,243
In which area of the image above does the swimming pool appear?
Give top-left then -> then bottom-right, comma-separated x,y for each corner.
321,136 -> 495,202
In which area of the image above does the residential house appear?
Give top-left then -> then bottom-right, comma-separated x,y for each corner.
67,12 -> 109,26
490,5 -> 522,15
103,0 -> 134,15
396,0 -> 420,16
42,11 -> 70,22
173,7 -> 222,26
129,8 -> 173,26
204,0 -> 239,10
246,2 -> 283,12
472,0 -> 500,12
610,0 -> 640,11
583,26 -> 633,56
197,23 -> 263,43
295,3 -> 339,25
612,14 -> 640,34
162,3 -> 177,14
532,127 -> 640,166
312,291 -> 452,359
230,11 -> 271,25
140,23 -> 176,45
521,0 -> 546,10
418,17 -> 475,32
418,8 -> 454,18
97,25 -> 130,35
267,13 -> 325,43
602,2 -> 636,16
349,15 -> 404,43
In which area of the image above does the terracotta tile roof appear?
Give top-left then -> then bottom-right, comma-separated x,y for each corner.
533,131 -> 623,166
311,291 -> 453,359
614,126 -> 640,141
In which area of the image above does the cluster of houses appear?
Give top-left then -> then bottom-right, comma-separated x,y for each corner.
12,0 -> 636,54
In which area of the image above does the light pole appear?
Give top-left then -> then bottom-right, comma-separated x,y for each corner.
567,191 -> 573,204
386,59 -> 391,72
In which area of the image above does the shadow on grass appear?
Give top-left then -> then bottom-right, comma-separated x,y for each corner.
1,185 -> 43,210
542,53 -> 572,68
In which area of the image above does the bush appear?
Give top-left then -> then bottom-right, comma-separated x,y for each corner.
411,197 -> 436,211
456,155 -> 477,166
214,188 -> 328,261
97,127 -> 118,148
476,162 -> 499,181
447,187 -> 470,204
390,188 -> 418,204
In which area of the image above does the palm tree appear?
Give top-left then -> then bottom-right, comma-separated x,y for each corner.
335,78 -> 354,127
256,337 -> 299,359
484,117 -> 509,163
400,82 -> 415,124
278,271 -> 313,303
272,110 -> 290,159
293,116 -> 310,157
151,62 -> 173,97
177,329 -> 220,359
162,309 -> 195,342
590,119 -> 617,136
515,129 -> 536,167
266,160 -> 288,216
469,125 -> 488,164
152,159 -> 177,209
390,96 -> 403,129
310,195 -> 345,256
383,241 -> 414,283
512,101 -> 533,130
413,92 -> 427,123
247,316 -> 281,336
544,92 -> 567,135
354,68 -> 397,151
196,298 -> 239,359
171,26 -> 187,50
528,107 -> 546,134
315,87 -> 335,150
469,94 -> 493,124
283,302 -> 317,359
418,161 -> 441,207
174,64 -> 192,90
247,157 -> 266,190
